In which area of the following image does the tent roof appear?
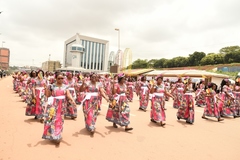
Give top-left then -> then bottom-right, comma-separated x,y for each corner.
122,69 -> 154,76
144,69 -> 229,78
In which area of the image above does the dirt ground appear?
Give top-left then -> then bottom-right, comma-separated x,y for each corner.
0,76 -> 240,160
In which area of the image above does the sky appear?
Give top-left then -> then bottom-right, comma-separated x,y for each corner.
1,0 -> 240,67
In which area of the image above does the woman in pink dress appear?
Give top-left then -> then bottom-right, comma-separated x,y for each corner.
25,70 -> 38,116
126,78 -> 134,102
164,79 -> 170,101
195,80 -> 206,107
80,73 -> 109,133
177,77 -> 195,124
233,76 -> 240,116
63,72 -> 77,119
42,72 -> 76,144
32,70 -> 47,122
106,73 -> 133,131
139,76 -> 150,112
150,75 -> 174,126
219,79 -> 236,118
104,74 -> 112,97
202,83 -> 224,121
172,78 -> 184,109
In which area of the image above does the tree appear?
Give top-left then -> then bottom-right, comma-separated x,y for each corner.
172,56 -> 189,67
220,46 -> 240,54
219,46 -> 240,63
188,51 -> 206,66
200,54 -> 215,65
153,58 -> 167,68
147,59 -> 158,68
131,59 -> 148,69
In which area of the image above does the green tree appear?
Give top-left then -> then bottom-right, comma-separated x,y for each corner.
188,51 -> 206,66
172,56 -> 189,67
131,59 -> 148,69
147,59 -> 158,68
153,58 -> 167,68
220,46 -> 240,63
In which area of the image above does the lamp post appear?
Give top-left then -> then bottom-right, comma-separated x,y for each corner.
115,28 -> 120,52
2,41 -> 5,48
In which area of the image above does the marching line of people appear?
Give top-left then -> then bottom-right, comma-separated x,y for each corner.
11,70 -> 240,144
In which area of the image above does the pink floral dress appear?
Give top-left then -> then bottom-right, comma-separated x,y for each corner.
151,83 -> 166,122
106,84 -> 130,126
32,78 -> 47,119
177,83 -> 195,124
42,84 -> 68,140
64,78 -> 77,118
82,82 -> 102,132
203,88 -> 220,118
139,81 -> 150,110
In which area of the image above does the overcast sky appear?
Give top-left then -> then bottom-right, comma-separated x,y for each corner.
1,0 -> 240,67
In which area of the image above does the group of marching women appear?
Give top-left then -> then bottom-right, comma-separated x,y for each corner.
12,70 -> 240,144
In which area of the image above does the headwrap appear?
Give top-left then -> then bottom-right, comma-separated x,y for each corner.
118,73 -> 125,83
155,74 -> 163,80
184,76 -> 191,84
90,72 -> 96,78
66,72 -> 72,77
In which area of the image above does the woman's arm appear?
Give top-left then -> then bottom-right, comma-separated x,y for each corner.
79,80 -> 87,92
100,87 -> 109,102
66,90 -> 76,105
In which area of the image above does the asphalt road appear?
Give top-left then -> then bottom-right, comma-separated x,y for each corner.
0,77 -> 239,160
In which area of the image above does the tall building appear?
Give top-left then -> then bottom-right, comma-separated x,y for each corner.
0,48 -> 10,70
64,33 -> 109,71
42,61 -> 61,72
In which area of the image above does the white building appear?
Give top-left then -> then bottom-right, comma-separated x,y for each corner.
64,33 -> 109,71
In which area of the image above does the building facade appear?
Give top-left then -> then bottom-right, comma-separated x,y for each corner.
64,33 -> 109,71
42,61 -> 61,72
0,48 -> 10,70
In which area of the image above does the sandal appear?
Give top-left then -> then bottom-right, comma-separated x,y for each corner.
160,122 -> 166,126
202,116 -> 208,119
113,123 -> 118,128
125,127 -> 133,131
218,118 -> 224,122
151,119 -> 157,123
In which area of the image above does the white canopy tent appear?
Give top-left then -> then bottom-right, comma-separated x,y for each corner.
144,70 -> 229,85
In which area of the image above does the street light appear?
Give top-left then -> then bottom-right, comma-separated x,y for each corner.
115,28 -> 120,52
2,41 -> 5,48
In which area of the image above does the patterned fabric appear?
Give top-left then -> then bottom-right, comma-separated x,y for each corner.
126,82 -> 134,101
151,83 -> 166,122
25,78 -> 37,116
139,81 -> 150,110
234,90 -> 240,116
173,82 -> 184,109
106,84 -> 130,126
42,84 -> 68,140
64,79 -> 77,118
32,78 -> 47,119
203,89 -> 220,118
195,84 -> 206,107
83,82 -> 102,132
177,84 -> 195,123
104,77 -> 112,97
219,85 -> 236,117
164,81 -> 170,101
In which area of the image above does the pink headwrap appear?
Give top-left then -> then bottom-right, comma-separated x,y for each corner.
66,72 -> 72,77
155,74 -> 163,80
118,73 -> 125,78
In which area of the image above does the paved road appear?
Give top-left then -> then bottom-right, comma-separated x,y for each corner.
0,77 -> 239,160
